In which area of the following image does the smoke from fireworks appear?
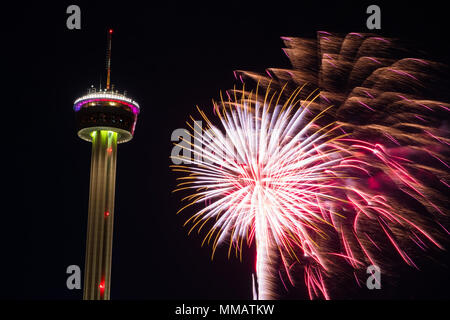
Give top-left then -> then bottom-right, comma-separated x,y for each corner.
172,32 -> 449,299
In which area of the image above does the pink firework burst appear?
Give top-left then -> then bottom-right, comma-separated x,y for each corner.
172,32 -> 449,299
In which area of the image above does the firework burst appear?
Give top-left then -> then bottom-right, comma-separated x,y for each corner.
172,32 -> 449,299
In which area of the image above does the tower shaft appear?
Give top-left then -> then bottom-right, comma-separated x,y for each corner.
83,130 -> 118,300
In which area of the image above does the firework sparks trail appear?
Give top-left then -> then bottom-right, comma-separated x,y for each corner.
172,32 -> 449,299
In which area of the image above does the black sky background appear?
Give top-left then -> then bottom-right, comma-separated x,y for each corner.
1,1 -> 449,300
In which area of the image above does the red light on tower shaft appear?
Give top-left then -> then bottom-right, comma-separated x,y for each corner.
99,278 -> 105,296
109,29 -> 113,34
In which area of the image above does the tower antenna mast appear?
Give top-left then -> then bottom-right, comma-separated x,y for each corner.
106,29 -> 113,90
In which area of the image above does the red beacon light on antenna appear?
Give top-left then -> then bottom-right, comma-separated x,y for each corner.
109,29 -> 113,34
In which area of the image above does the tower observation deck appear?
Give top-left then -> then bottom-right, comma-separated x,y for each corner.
73,29 -> 140,300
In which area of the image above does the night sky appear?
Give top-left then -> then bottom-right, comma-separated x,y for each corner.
2,1 -> 449,300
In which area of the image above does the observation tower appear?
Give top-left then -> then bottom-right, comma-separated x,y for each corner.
73,29 -> 140,300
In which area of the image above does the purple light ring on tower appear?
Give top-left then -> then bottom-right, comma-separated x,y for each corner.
74,94 -> 140,115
